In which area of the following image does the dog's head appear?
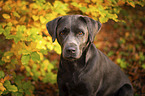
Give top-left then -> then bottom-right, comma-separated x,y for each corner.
46,15 -> 101,60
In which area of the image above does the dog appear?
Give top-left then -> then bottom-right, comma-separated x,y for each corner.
46,15 -> 134,96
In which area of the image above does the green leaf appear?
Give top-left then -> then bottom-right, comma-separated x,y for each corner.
47,63 -> 54,72
71,2 -> 79,7
30,27 -> 39,35
14,76 -> 24,88
14,37 -> 21,43
17,25 -> 26,34
4,80 -> 18,92
23,81 -> 32,90
80,7 -> 87,13
120,62 -> 127,69
139,52 -> 145,61
3,26 -> 11,36
12,92 -> 23,96
25,90 -> 31,95
7,22 -> 12,26
13,12 -> 20,18
117,58 -> 128,69
31,52 -> 40,62
31,64 -> 40,80
107,51 -> 115,57
111,0 -> 117,4
0,60 -> 5,65
42,72 -> 57,84
0,25 -> 5,34
142,64 -> 145,69
11,59 -> 18,65
0,71 -> 5,78
19,49 -> 31,55
21,55 -> 30,65
13,25 -> 26,43
25,66 -> 31,72
99,17 -> 109,23
117,58 -> 121,63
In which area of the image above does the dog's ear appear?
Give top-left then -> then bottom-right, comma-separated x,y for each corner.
79,16 -> 101,42
46,17 -> 62,42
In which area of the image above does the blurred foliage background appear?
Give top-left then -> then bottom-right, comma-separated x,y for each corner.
0,0 -> 144,96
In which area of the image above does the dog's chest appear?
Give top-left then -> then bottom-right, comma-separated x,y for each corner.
62,71 -> 91,95
58,59 -> 92,95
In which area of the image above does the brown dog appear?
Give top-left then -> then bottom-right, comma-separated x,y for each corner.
46,15 -> 134,96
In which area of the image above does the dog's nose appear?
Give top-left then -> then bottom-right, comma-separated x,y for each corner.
66,47 -> 76,54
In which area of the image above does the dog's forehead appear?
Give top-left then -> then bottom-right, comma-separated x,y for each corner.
57,15 -> 87,29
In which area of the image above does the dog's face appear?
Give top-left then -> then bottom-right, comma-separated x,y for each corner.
46,15 -> 101,61
56,16 -> 89,60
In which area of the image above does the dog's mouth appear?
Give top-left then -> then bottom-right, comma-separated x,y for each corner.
63,54 -> 77,61
62,51 -> 81,61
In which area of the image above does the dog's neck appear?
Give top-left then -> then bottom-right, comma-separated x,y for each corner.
60,53 -> 85,73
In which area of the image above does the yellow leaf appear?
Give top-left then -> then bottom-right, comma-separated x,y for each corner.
41,24 -> 46,29
42,60 -> 50,70
33,22 -> 40,27
2,51 -> 13,62
36,40 -> 47,49
47,42 -> 53,50
40,16 -> 46,24
47,36 -> 52,41
2,14 -> 10,19
38,52 -> 43,60
127,1 -> 135,8
0,83 -> 6,91
12,20 -> 18,25
32,15 -> 39,21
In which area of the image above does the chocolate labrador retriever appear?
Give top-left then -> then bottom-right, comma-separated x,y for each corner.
46,15 -> 133,96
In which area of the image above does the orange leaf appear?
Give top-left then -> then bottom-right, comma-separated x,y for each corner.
0,78 -> 5,83
3,75 -> 13,81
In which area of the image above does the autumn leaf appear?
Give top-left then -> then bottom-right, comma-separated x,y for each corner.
4,80 -> 18,92
0,71 -> 5,79
127,0 -> 135,7
0,25 -> 5,34
32,15 -> 39,21
0,83 -> 6,91
142,64 -> 145,69
12,12 -> 20,18
40,16 -> 46,24
21,55 -> 30,65
3,75 -> 13,81
2,14 -> 10,19
31,52 -> 40,62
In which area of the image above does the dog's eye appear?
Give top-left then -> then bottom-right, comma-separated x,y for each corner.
78,31 -> 84,36
60,31 -> 65,35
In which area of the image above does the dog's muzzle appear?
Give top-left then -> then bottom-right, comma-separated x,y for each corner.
63,43 -> 79,60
